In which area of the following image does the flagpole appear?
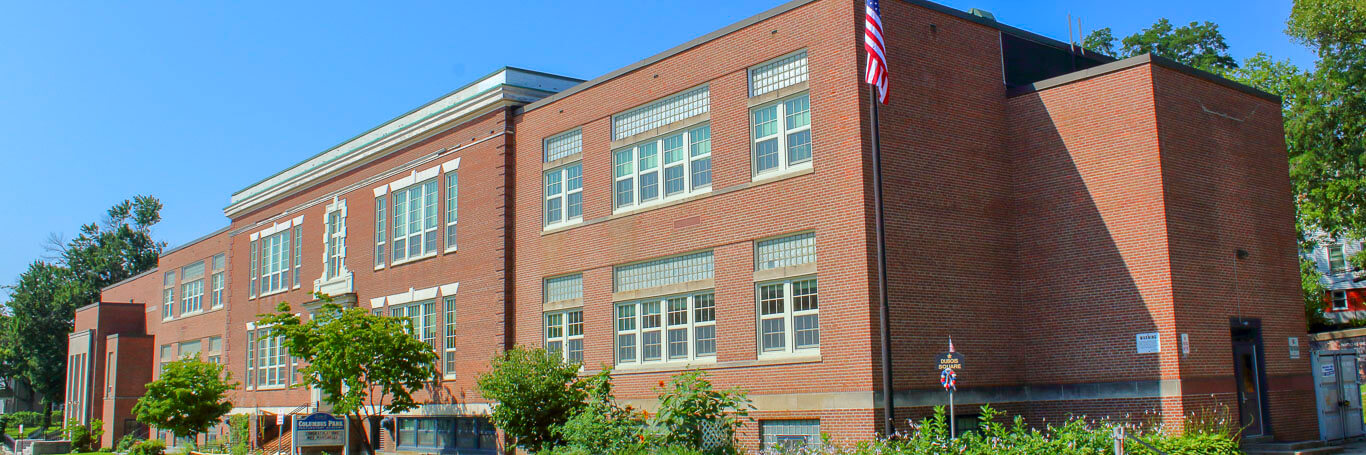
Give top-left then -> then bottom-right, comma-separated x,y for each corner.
870,83 -> 896,437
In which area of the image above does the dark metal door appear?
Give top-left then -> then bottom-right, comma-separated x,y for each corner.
1234,341 -> 1265,436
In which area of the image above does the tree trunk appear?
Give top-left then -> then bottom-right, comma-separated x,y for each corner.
352,413 -> 375,455
34,399 -> 52,438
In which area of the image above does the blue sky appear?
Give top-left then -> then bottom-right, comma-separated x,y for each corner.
0,0 -> 1314,299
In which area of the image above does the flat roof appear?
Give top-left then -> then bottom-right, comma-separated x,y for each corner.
1008,53 -> 1280,103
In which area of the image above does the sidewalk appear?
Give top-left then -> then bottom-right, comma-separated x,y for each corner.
1340,439 -> 1366,454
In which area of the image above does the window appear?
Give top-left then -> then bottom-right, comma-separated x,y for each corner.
544,163 -> 583,227
749,50 -> 809,97
443,296 -> 457,376
181,262 -> 205,315
391,301 -> 437,350
1330,244 -> 1348,272
249,327 -> 288,388
612,85 -> 710,140
293,225 -> 303,287
158,344 -> 172,373
249,240 -> 258,298
545,310 -> 583,364
392,179 -> 439,263
210,254 -> 225,309
106,352 -> 114,394
375,196 -> 386,268
395,417 -> 496,451
757,232 -> 816,270
1334,291 -> 1349,310
178,340 -> 202,360
207,336 -> 222,364
445,172 -> 458,251
612,125 -> 712,211
616,292 -> 715,366
544,274 -> 583,303
614,251 -> 714,292
544,129 -> 582,162
324,205 -> 346,280
751,93 -> 812,176
246,331 -> 255,388
760,420 -> 820,451
162,271 -> 176,320
758,277 -> 820,355
258,230 -> 291,295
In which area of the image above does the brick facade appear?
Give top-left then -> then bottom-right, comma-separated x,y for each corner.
67,0 -> 1316,450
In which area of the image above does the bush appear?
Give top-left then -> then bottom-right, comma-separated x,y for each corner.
7,411 -> 62,428
128,439 -> 166,455
650,371 -> 752,453
115,434 -> 145,452
229,414 -> 250,455
64,418 -> 104,452
475,346 -> 586,452
554,370 -> 647,453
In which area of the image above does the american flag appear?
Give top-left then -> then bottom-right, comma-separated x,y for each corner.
864,0 -> 889,104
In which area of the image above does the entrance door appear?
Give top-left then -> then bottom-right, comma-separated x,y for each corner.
1315,352 -> 1364,441
1234,340 -> 1266,436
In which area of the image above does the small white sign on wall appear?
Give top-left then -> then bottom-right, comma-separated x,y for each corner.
1136,332 -> 1161,354
1288,337 -> 1300,359
1180,333 -> 1190,356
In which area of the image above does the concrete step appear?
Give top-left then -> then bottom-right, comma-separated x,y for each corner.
1243,440 -> 1342,455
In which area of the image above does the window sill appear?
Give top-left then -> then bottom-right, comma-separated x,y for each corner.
258,288 -> 290,299
542,219 -> 584,234
444,246 -> 458,255
390,251 -> 439,268
612,358 -> 718,374
597,354 -> 821,376
752,163 -> 813,184
608,187 -> 715,219
757,351 -> 821,363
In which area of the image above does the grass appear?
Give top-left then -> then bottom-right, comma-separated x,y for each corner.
3,425 -> 62,440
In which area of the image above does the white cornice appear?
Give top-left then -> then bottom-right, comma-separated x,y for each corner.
225,68 -> 580,219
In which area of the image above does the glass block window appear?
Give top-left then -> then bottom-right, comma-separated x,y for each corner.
757,232 -> 816,270
761,420 -> 821,451
758,277 -> 820,355
749,50 -> 809,97
544,274 -> 583,303
616,292 -> 715,366
752,93 -> 812,176
612,85 -> 710,140
544,129 -> 582,162
545,310 -> 584,364
613,124 -> 711,211
614,251 -> 714,292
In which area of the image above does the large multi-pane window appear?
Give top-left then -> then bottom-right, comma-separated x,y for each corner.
545,163 -> 583,228
258,230 -> 291,295
614,251 -> 714,292
324,206 -> 346,280
392,301 -> 437,350
392,179 -> 439,263
612,125 -> 712,211
161,271 -> 176,320
758,278 -> 820,355
443,296 -> 457,376
374,196 -> 386,268
210,253 -> 225,309
616,292 -> 715,366
445,172 -> 458,251
181,262 -> 205,315
248,327 -> 288,388
545,310 -> 583,364
395,417 -> 497,452
751,93 -> 812,176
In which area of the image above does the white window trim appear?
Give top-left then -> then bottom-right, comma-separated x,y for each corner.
248,326 -> 290,390
750,92 -> 813,179
316,199 -> 354,295
614,292 -> 716,370
756,276 -> 820,359
612,124 -> 713,214
374,186 -> 388,270
257,229 -> 292,298
391,178 -> 440,265
442,295 -> 457,379
1333,290 -> 1349,310
162,271 -> 176,320
544,309 -> 584,365
444,170 -> 459,254
180,279 -> 204,316
544,162 -> 584,230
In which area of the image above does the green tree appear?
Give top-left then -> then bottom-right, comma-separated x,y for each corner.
555,369 -> 646,453
475,345 -> 586,452
257,296 -> 439,455
1,196 -> 164,433
1083,19 -> 1239,72
132,357 -> 235,441
1302,257 -> 1331,330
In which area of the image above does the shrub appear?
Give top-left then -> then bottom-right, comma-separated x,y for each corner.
128,438 -> 166,455
115,434 -> 145,452
229,414 -> 250,455
64,418 -> 105,452
475,346 -> 586,452
554,370 -> 647,453
650,370 -> 753,453
7,411 -> 62,428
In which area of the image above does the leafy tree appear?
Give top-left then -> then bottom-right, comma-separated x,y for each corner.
650,371 -> 753,452
1,196 -> 164,433
132,357 -> 235,441
1302,257 -> 1331,330
1083,19 -> 1239,72
258,296 -> 439,455
64,418 -> 105,452
555,369 -> 646,453
475,345 -> 586,452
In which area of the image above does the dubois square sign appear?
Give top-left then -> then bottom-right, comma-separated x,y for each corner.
936,352 -> 964,371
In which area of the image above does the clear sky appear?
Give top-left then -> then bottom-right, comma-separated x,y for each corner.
0,0 -> 1315,299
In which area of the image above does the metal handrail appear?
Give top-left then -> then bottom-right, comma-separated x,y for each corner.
1112,427 -> 1169,455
